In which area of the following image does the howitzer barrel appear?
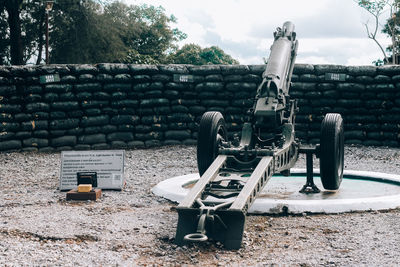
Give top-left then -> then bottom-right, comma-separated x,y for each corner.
262,21 -> 298,96
254,21 -> 298,128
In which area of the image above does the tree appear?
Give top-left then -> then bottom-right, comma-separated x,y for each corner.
0,0 -> 80,65
0,8 -> 9,65
50,1 -> 186,64
201,46 -> 239,64
49,1 -> 126,63
382,6 -> 400,63
0,0 -> 24,65
105,2 -> 186,64
167,44 -> 204,64
356,0 -> 400,64
168,44 -> 239,65
0,0 -> 183,65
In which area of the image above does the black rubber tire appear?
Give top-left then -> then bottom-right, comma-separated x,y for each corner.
319,113 -> 344,190
197,111 -> 227,176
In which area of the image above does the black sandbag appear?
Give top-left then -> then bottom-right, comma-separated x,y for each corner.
45,84 -> 73,94
51,135 -> 77,147
201,99 -> 229,107
22,137 -> 48,148
104,83 -> 132,92
78,133 -> 106,145
15,131 -> 31,139
93,92 -> 110,100
168,122 -> 187,130
0,140 -> 21,150
107,132 -> 134,142
0,113 -> 13,122
52,101 -> 79,111
140,98 -> 169,108
141,115 -> 167,125
80,115 -> 109,127
153,106 -> 171,115
44,92 -> 59,102
25,102 -> 49,112
50,118 -> 80,130
110,115 -> 140,125
167,113 -> 194,123
164,130 -> 191,140
0,85 -> 16,96
59,92 -> 75,101
81,100 -> 108,109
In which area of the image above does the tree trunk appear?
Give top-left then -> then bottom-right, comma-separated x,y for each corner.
5,0 -> 24,65
36,11 -> 45,65
392,34 -> 397,64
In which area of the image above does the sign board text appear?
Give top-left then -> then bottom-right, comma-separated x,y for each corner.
60,150 -> 125,191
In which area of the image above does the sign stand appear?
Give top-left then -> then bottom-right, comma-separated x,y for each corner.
66,188 -> 102,201
66,171 -> 102,201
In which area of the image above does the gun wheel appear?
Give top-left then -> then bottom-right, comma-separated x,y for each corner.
319,113 -> 344,190
197,111 -> 227,176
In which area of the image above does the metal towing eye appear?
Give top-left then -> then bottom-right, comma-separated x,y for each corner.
183,199 -> 233,243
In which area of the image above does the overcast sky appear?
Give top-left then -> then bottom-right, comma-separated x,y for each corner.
123,0 -> 392,65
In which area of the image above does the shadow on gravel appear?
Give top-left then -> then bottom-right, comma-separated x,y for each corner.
1,229 -> 99,243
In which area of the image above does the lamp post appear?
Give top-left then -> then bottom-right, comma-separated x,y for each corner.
45,1 -> 54,64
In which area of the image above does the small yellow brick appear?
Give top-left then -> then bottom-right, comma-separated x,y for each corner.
78,184 -> 92,193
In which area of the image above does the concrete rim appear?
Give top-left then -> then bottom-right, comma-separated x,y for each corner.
152,169 -> 400,214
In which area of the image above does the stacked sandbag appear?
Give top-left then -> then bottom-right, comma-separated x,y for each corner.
292,64 -> 400,147
135,64 -> 194,147
0,66 -> 23,151
189,65 -> 261,141
0,63 -> 399,152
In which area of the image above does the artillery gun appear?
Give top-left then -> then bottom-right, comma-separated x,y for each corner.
174,22 -> 344,249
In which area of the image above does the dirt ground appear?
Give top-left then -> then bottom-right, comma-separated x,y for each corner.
0,145 -> 400,266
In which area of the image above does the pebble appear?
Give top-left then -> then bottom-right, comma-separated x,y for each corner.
0,145 -> 399,265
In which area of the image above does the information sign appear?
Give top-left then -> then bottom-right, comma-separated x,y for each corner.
60,150 -> 125,191
325,73 -> 346,82
40,74 -> 61,84
173,74 -> 194,83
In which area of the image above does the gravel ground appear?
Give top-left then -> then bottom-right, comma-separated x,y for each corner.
0,145 -> 400,266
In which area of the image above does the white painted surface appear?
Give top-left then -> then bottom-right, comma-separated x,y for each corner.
152,169 -> 400,214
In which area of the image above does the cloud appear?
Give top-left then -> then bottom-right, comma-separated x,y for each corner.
182,8 -> 215,30
249,0 -> 366,39
297,37 -> 390,65
295,2 -> 366,39
129,0 -> 393,65
202,30 -> 266,64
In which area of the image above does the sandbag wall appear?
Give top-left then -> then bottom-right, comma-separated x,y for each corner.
292,64 -> 400,146
0,63 -> 399,152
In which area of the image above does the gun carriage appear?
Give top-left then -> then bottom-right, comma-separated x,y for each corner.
174,22 -> 345,249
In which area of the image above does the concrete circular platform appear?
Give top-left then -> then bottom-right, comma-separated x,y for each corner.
152,169 -> 400,214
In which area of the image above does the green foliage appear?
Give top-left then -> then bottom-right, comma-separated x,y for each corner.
201,46 -> 239,64
0,0 -> 60,64
168,44 -> 239,65
0,0 -> 235,65
101,2 -> 186,64
0,0 -> 187,64
123,49 -> 160,64
373,58 -> 385,65
357,0 -> 400,64
358,0 -> 388,14
0,9 -> 9,65
168,44 -> 203,64
50,1 -> 129,63
382,9 -> 400,48
22,1 -> 46,64
49,1 -> 187,64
